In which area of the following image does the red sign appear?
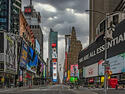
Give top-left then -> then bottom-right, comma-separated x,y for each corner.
25,8 -> 31,13
52,59 -> 57,62
26,73 -> 31,79
52,43 -> 56,48
89,78 -> 94,83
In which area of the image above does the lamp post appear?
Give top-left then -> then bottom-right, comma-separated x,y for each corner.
85,9 -> 114,94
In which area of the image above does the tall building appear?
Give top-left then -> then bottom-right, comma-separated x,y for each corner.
23,0 -> 43,58
63,35 -> 70,82
65,27 -> 82,81
0,0 -> 21,33
48,28 -> 58,82
89,0 -> 122,44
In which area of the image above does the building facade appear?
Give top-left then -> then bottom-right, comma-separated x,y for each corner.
64,27 -> 82,82
0,0 -> 21,34
23,0 -> 43,58
79,12 -> 125,87
48,28 -> 58,82
89,0 -> 122,44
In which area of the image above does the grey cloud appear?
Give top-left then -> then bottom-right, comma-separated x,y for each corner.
32,0 -> 89,13
22,0 -> 89,68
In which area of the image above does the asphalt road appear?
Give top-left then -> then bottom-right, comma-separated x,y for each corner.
0,85 -> 97,94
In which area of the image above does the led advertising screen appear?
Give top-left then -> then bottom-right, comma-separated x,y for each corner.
70,64 -> 79,77
99,52 -> 125,76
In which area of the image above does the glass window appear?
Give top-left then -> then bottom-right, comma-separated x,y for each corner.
113,14 -> 119,25
0,18 -> 6,22
100,20 -> 106,33
0,32 -> 4,53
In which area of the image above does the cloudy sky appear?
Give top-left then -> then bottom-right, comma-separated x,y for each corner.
22,0 -> 89,82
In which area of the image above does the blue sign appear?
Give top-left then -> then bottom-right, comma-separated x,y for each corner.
99,52 -> 125,75
53,79 -> 57,82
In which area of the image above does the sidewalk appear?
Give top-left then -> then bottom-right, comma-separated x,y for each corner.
0,85 -> 47,92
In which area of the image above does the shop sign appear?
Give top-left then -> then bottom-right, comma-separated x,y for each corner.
68,70 -> 70,79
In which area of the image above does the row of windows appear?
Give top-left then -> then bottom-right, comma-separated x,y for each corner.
96,14 -> 119,36
0,18 -> 6,22
30,25 -> 40,29
0,32 -> 4,53
0,11 -> 7,16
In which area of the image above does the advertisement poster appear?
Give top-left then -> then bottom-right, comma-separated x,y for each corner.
20,41 -> 28,68
5,35 -> 17,73
70,64 -> 79,77
99,53 -> 125,76
85,63 -> 98,78
52,48 -> 57,58
53,62 -> 57,82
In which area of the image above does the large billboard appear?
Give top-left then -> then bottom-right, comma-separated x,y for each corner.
99,52 -> 125,76
79,19 -> 125,68
70,64 -> 79,77
20,41 -> 28,68
27,46 -> 38,73
85,63 -> 98,78
5,34 -> 18,74
51,43 -> 58,82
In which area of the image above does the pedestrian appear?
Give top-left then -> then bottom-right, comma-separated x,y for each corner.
115,84 -> 118,90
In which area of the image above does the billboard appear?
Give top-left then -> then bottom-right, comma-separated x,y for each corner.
79,19 -> 125,68
53,62 -> 57,81
35,39 -> 40,54
20,41 -> 28,68
52,45 -> 57,58
85,63 -> 98,78
5,34 -> 17,73
70,64 -> 79,77
27,47 -> 38,73
99,52 -> 125,76
51,43 -> 58,82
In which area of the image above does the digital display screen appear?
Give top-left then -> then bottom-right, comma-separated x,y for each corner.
25,8 -> 31,13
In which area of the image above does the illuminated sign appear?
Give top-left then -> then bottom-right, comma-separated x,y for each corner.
52,48 -> 57,58
52,43 -> 56,48
25,8 -> 31,13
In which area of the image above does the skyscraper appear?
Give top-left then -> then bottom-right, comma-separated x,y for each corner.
65,27 -> 82,82
0,0 -> 21,33
48,28 -> 58,82
23,0 -> 43,58
89,0 -> 122,44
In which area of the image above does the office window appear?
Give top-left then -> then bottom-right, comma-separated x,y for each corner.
0,32 -> 4,53
113,14 -> 119,25
100,20 -> 106,33
0,18 -> 6,22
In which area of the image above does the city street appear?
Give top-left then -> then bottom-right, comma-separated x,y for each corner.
0,85 -> 97,94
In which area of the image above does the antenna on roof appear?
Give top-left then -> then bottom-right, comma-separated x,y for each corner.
30,0 -> 32,6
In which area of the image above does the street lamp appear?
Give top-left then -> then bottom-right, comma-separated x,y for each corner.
85,9 -> 114,94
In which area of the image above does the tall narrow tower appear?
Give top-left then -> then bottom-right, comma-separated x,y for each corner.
48,28 -> 58,82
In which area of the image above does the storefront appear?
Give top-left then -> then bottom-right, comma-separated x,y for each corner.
78,19 -> 125,87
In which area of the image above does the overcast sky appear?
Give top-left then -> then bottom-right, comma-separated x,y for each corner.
22,0 -> 89,82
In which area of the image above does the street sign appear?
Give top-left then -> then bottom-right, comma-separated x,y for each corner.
102,61 -> 110,66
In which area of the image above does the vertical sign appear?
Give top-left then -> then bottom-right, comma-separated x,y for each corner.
52,43 -> 57,82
